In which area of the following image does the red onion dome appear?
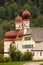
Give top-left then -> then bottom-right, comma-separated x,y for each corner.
5,30 -> 17,38
22,10 -> 31,19
15,15 -> 22,23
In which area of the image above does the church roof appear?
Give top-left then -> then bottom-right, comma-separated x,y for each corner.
4,29 -> 23,41
15,15 -> 22,23
25,28 -> 43,42
32,42 -> 43,51
4,28 -> 43,42
31,28 -> 43,42
5,30 -> 17,38
22,10 -> 31,19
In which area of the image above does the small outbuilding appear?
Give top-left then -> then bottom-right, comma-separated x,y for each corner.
32,42 -> 43,60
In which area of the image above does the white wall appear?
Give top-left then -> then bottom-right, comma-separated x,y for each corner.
4,41 -> 12,57
15,38 -> 35,52
33,51 -> 43,60
23,20 -> 30,29
15,23 -> 22,29
4,37 -> 36,57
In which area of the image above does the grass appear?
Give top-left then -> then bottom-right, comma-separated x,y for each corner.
0,60 -> 43,65
40,64 -> 43,65
0,61 -> 25,65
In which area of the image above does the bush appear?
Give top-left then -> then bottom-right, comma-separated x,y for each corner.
4,57 -> 11,62
9,43 -> 22,61
15,50 -> 22,61
0,54 -> 4,62
9,44 -> 33,61
21,50 -> 33,61
10,50 -> 33,61
10,50 -> 22,61
10,50 -> 17,61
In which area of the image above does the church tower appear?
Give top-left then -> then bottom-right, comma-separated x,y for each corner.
15,15 -> 22,30
22,10 -> 31,34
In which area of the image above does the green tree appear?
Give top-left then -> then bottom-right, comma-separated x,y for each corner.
0,7 -> 5,19
0,20 -> 15,39
39,0 -> 43,14
5,2 -> 18,20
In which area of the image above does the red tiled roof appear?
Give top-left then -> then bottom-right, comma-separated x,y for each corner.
4,29 -> 23,41
4,28 -> 43,42
15,15 -> 22,23
5,30 -> 17,38
22,10 -> 31,19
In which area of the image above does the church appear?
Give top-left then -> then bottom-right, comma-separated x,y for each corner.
4,10 -> 43,60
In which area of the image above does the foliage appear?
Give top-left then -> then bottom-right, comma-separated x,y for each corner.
0,54 -> 4,62
0,0 -> 43,20
9,44 -> 33,61
4,57 -> 11,62
0,0 -> 43,39
14,50 -> 22,61
40,64 -> 43,65
0,62 -> 25,65
0,20 -> 15,39
21,50 -> 33,61
9,44 -> 22,61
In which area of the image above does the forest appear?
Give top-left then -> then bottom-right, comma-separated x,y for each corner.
0,0 -> 43,40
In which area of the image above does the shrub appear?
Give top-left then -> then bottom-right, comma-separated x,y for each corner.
10,50 -> 22,61
15,50 -> 22,61
9,43 -> 16,61
0,54 -> 4,62
21,50 -> 33,61
9,44 -> 22,61
4,57 -> 11,62
9,44 -> 33,61
10,50 -> 16,61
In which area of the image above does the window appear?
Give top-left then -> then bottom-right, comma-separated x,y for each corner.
22,45 -> 33,49
24,37 -> 31,40
40,52 -> 42,56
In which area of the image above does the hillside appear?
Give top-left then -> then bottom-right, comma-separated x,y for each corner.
0,0 -> 43,39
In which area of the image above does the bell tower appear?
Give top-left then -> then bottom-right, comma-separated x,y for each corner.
15,15 -> 22,30
22,10 -> 31,34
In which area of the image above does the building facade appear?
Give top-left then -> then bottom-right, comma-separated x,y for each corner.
4,10 -> 43,60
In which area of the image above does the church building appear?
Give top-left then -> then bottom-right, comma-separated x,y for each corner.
4,10 -> 43,60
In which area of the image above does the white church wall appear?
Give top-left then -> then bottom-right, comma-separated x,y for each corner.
15,37 -> 35,52
4,37 -> 36,57
23,20 -> 30,29
4,41 -> 13,57
15,23 -> 22,29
